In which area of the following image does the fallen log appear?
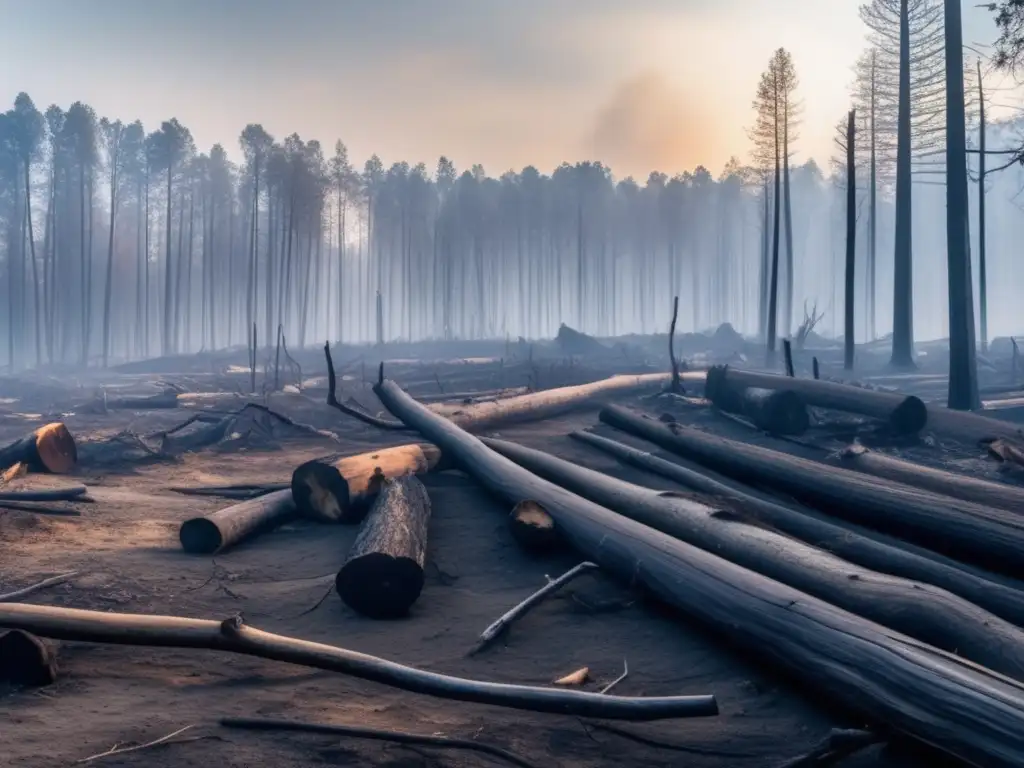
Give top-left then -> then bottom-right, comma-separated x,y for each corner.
837,444 -> 1024,513
482,437 -> 1024,680
336,476 -> 431,619
168,482 -> 290,500
601,405 -> 1024,578
373,376 -> 1024,767
179,488 -> 296,555
432,372 -> 705,431
0,604 -> 718,721
508,500 -> 560,552
0,486 -> 87,502
705,372 -> 809,435
707,366 -> 927,434
100,390 -> 180,410
292,444 -> 443,524
570,431 -> 1024,627
0,423 -> 77,474
322,343 -> 705,433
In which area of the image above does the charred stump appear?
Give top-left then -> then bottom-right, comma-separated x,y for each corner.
336,475 -> 431,619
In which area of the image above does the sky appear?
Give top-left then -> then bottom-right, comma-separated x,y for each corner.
0,0 -> 1016,180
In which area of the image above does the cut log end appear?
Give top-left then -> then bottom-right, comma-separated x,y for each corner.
179,517 -> 225,555
335,553 -> 426,619
508,500 -> 561,552
34,423 -> 78,474
292,461 -> 352,523
0,630 -> 57,686
890,396 -> 928,435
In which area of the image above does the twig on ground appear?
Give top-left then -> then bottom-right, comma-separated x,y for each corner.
0,572 -> 78,602
76,724 -> 197,763
579,720 -> 758,758
600,660 -> 629,694
324,341 -> 409,430
298,582 -> 336,616
774,728 -> 882,768
220,717 -> 540,768
470,562 -> 599,655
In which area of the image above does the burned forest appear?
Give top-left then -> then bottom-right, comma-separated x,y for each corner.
4,1 -> 1024,767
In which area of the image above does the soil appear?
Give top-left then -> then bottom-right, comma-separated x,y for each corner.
0,348 -> 998,768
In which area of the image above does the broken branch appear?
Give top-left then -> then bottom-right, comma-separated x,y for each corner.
0,604 -> 718,721
471,562 -> 598,655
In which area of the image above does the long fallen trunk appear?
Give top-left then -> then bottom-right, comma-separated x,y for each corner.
435,373 -> 705,431
708,367 -> 927,434
323,345 -> 705,433
569,431 -> 1024,627
482,436 -> 1024,680
0,423 -> 77,474
837,444 -> 1024,513
0,604 -> 717,721
373,377 -> 1024,768
291,444 -> 443,524
336,476 -> 431,619
179,489 -> 296,555
601,405 -> 1024,578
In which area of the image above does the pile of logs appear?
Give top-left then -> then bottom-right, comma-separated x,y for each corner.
9,341 -> 1024,768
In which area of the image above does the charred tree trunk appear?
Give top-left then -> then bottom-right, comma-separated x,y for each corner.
336,475 -> 431,619
844,108 -> 856,371
571,430 -> 1024,628
291,444 -> 443,524
706,367 -> 926,434
484,436 -> 1024,680
0,423 -> 77,474
179,489 -> 295,555
372,376 -> 1024,767
600,405 -> 1024,578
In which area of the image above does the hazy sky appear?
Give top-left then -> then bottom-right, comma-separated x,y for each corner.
0,1 -> 1015,180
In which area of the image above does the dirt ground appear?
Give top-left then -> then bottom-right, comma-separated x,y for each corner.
0,357 -> 983,767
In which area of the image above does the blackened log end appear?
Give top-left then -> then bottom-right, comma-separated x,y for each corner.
509,500 -> 561,553
336,553 -> 426,619
179,517 -> 224,555
291,460 -> 356,524
891,396 -> 928,435
0,630 -> 58,686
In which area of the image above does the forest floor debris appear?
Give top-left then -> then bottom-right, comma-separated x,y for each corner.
1,341 -> 1019,767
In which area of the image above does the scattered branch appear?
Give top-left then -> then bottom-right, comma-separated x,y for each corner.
0,604 -> 718,721
470,562 -> 599,655
0,486 -> 87,502
600,659 -> 629,694
0,572 -> 78,602
324,341 -> 408,431
76,724 -> 197,764
220,717 -> 540,768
